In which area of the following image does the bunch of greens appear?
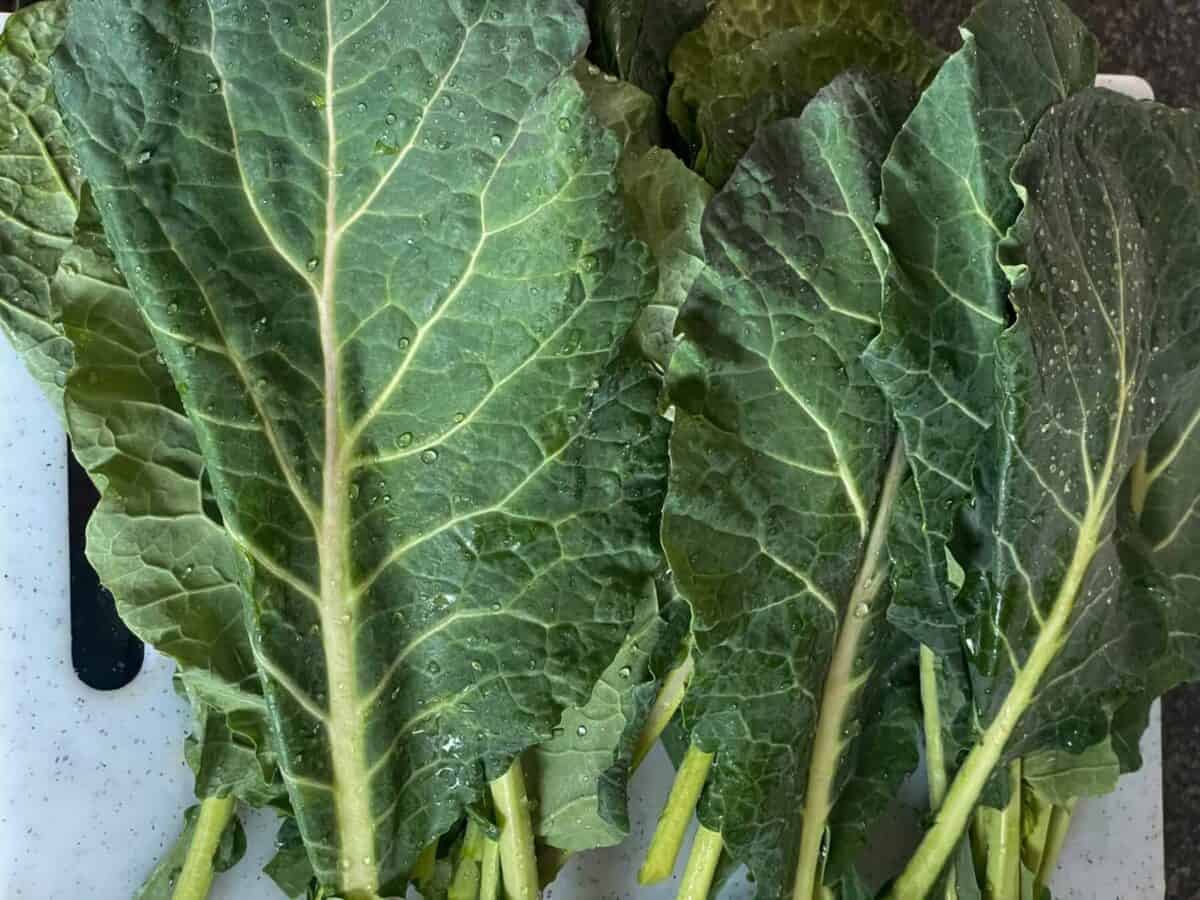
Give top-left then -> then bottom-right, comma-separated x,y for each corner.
1,0 -> 1198,898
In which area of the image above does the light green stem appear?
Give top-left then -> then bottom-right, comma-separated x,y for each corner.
411,841 -> 437,884
676,826 -> 724,900
981,761 -> 1021,900
449,820 -> 487,900
792,443 -> 907,900
632,655 -> 694,770
480,836 -> 501,900
490,759 -> 540,900
1033,801 -> 1076,898
920,646 -> 958,900
171,796 -> 236,900
921,646 -> 949,810
888,507 -> 1107,900
640,745 -> 715,884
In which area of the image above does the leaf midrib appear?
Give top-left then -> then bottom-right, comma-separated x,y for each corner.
790,438 -> 906,900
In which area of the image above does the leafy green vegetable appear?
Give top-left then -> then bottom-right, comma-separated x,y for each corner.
889,87 -> 1200,899
0,3 -> 282,894
59,190 -> 282,811
865,0 -> 1099,655
55,0 -> 667,893
0,0 -> 77,413
661,71 -> 918,899
1113,327 -> 1200,768
667,0 -> 939,184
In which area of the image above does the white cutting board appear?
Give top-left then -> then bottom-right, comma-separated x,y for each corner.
0,53 -> 1164,900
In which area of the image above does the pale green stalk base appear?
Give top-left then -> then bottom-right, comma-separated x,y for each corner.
412,841 -> 437,884
172,796 -> 236,900
640,745 -> 714,884
632,655 -> 694,770
888,501 -> 1110,900
792,444 -> 907,900
1021,792 -> 1051,876
920,646 -> 958,900
921,646 -> 949,810
490,759 -> 540,900
1034,801 -> 1076,898
676,826 -> 723,900
449,820 -> 487,900
480,837 -> 501,900
981,761 -> 1021,900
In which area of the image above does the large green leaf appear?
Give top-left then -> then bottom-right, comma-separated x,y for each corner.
1110,148 -> 1200,769
58,191 -> 282,808
667,0 -> 938,184
662,72 -> 918,900
54,1 -> 666,894
582,0 -> 707,107
864,0 -> 1098,654
0,2 -> 283,891
888,88 -> 1200,899
0,0 -> 78,412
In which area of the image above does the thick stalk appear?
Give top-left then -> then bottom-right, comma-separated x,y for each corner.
171,796 -> 236,900
490,759 -> 540,900
640,745 -> 715,884
920,646 -> 958,900
921,646 -> 949,810
677,826 -> 724,900
1033,801 -> 1076,898
981,761 -> 1021,900
480,836 -> 501,900
449,820 -> 487,900
887,510 -> 1106,900
792,444 -> 907,900
632,655 -> 694,769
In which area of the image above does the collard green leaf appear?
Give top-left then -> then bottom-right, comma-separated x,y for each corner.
864,0 -> 1098,655
0,0 -> 77,413
0,3 -> 281,889
890,88 -> 1200,899
667,0 -> 938,184
58,191 -> 282,809
662,72 -> 917,899
55,1 -> 665,893
582,0 -> 707,107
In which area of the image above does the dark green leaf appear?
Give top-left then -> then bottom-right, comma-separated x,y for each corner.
891,85 -> 1200,900
662,72 -> 917,899
55,1 -> 665,891
865,0 -> 1098,655
0,0 -> 78,414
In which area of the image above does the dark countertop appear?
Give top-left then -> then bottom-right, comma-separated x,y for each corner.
903,3 -> 1200,898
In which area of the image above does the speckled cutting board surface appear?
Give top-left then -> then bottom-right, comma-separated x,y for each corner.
0,20 -> 1166,896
